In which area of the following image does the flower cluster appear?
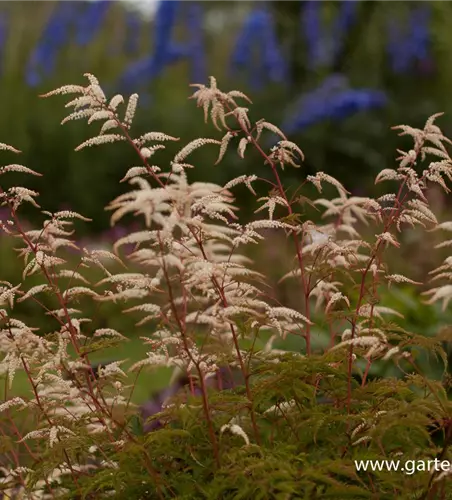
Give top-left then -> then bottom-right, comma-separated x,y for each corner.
0,71 -> 450,497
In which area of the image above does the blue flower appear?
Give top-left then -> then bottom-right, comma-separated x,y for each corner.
25,2 -> 79,87
0,12 -> 8,77
119,42 -> 187,92
230,9 -> 266,74
185,2 -> 206,83
386,4 -> 432,74
330,1 -> 359,63
260,11 -> 288,84
281,76 -> 386,134
328,89 -> 387,120
119,1 -> 183,91
302,1 -> 359,68
386,17 -> 411,74
230,7 -> 287,89
74,1 -> 111,47
153,0 -> 181,63
409,5 -> 431,64
301,1 -> 323,68
125,11 -> 141,54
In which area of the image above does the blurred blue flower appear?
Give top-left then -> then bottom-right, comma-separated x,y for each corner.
284,73 -> 348,119
153,0 -> 181,63
409,5 -> 431,70
185,2 -> 206,84
119,42 -> 187,91
26,2 -> 79,87
386,17 -> 410,74
230,7 -> 287,90
386,4 -> 432,74
261,11 -> 288,84
119,1 -> 184,91
330,1 -> 359,63
281,76 -> 386,134
74,1 -> 111,47
125,10 -> 141,54
0,13 -> 8,77
328,89 -> 387,120
301,1 -> 323,68
302,1 -> 359,68
230,13 -> 265,91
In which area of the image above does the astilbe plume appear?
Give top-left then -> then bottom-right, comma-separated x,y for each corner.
0,73 -> 313,496
0,73 -> 451,497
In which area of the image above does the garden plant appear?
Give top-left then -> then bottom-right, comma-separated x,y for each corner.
0,72 -> 451,499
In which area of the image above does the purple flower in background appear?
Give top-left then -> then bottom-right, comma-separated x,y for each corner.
302,1 -> 359,69
185,2 -> 206,84
0,13 -> 8,76
140,384 -> 179,433
330,1 -> 359,63
25,2 -> 79,87
119,43 -> 186,91
125,10 -> 141,54
140,378 -> 203,433
386,17 -> 410,74
386,4 -> 432,75
153,0 -> 180,55
283,73 -> 348,124
328,89 -> 387,120
409,5 -> 432,73
260,10 -> 288,84
119,1 -> 185,91
301,1 -> 323,68
74,0 -> 111,47
230,7 -> 287,90
140,366 -> 239,433
281,75 -> 386,134
230,10 -> 259,71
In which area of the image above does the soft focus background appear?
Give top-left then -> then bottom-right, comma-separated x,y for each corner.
2,0 -> 452,400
